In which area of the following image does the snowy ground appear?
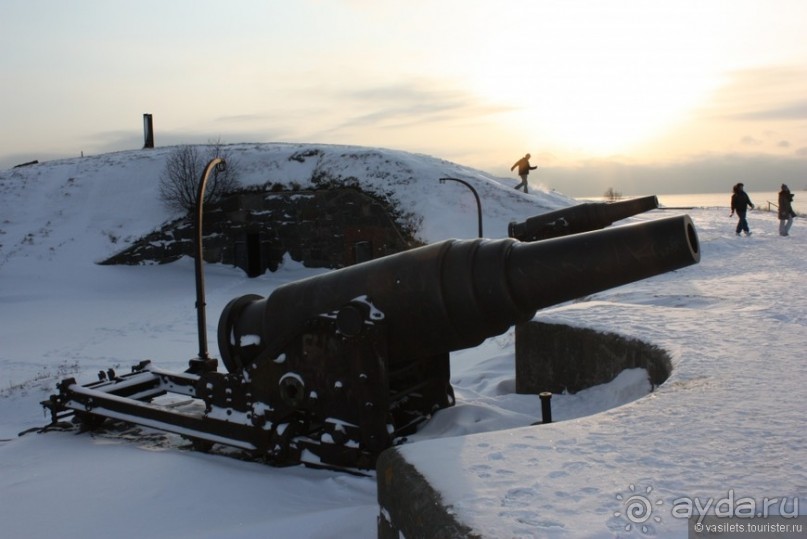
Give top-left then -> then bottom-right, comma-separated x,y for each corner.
1,145 -> 804,538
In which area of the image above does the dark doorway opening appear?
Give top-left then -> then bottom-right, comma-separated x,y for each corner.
246,232 -> 262,278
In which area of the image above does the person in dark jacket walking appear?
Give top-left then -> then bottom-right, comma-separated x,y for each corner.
730,183 -> 754,236
778,183 -> 796,236
511,153 -> 537,193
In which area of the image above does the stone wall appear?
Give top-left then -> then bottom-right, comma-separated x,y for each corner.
101,187 -> 420,276
514,320 -> 672,394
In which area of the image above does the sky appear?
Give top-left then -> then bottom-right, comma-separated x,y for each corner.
1,0 -> 806,196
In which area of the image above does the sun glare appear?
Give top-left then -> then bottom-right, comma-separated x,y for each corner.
464,2 -> 727,158
523,63 -> 714,156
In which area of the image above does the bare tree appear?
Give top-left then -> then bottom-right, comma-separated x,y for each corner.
603,187 -> 623,202
159,142 -> 240,214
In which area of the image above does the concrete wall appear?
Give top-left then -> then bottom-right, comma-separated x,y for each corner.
515,320 -> 672,394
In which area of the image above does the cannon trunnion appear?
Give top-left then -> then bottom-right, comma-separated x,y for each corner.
42,215 -> 699,470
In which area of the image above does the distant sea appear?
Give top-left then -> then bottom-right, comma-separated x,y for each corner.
583,191 -> 805,215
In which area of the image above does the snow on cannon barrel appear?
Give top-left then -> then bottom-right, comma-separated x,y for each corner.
41,214 -> 698,471
508,195 -> 659,242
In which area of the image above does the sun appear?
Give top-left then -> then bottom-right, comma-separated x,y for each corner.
529,70 -> 701,156
461,2 -> 725,158
471,52 -> 718,158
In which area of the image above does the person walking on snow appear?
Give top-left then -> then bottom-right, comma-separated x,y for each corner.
778,183 -> 796,236
511,153 -> 537,193
730,182 -> 754,236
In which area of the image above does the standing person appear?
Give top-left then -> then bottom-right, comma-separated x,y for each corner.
778,183 -> 796,236
510,153 -> 537,193
730,183 -> 754,236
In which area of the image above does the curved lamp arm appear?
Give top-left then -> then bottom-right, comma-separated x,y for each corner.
439,177 -> 483,238
193,158 -> 226,367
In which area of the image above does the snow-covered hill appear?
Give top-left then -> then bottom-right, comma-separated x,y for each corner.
0,143 -> 572,270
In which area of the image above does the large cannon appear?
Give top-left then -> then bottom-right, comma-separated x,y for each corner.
509,195 -> 659,242
42,214 -> 699,470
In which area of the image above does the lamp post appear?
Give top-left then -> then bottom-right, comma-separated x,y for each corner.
439,177 -> 483,238
190,157 -> 226,372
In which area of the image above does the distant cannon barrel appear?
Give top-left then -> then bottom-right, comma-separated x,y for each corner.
508,195 -> 659,242
218,214 -> 698,372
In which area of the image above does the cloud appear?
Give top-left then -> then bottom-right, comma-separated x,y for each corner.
214,113 -> 274,124
331,81 -> 515,130
741,136 -> 763,146
729,100 -> 807,122
705,66 -> 807,123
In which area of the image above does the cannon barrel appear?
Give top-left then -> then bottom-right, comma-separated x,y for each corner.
218,214 -> 698,372
508,195 -> 659,242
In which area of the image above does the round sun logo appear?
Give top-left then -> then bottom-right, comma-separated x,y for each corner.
614,484 -> 664,534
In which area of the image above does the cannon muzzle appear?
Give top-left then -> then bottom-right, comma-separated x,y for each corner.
509,195 -> 659,242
